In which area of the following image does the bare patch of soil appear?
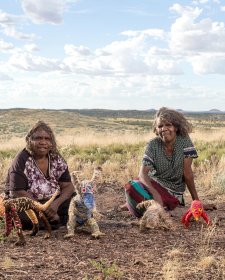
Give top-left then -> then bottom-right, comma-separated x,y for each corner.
0,184 -> 225,280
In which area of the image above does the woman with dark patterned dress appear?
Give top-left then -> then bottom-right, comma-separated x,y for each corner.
4,121 -> 75,228
125,107 -> 200,218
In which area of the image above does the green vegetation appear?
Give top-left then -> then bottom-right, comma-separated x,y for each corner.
193,140 -> 225,165
60,143 -> 143,165
89,259 -> 123,279
0,218 -> 7,243
0,150 -> 17,159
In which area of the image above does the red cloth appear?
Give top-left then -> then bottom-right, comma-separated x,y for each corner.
147,179 -> 179,210
133,178 -> 179,210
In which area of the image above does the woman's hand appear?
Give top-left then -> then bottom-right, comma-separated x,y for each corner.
151,189 -> 163,206
44,181 -> 74,221
44,200 -> 60,221
203,203 -> 217,211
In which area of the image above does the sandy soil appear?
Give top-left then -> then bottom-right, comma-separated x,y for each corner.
0,183 -> 225,280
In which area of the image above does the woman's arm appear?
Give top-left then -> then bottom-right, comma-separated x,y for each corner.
55,181 -> 75,206
44,181 -> 75,220
184,157 -> 217,210
183,157 -> 199,200
138,165 -> 163,206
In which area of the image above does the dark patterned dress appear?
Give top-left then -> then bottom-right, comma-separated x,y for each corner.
4,148 -> 72,228
125,135 -> 198,217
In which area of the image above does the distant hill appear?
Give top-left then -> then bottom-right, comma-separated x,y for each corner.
0,108 -> 155,139
209,109 -> 222,112
1,108 -> 225,139
64,108 -> 156,118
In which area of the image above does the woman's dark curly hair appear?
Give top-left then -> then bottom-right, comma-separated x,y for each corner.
152,107 -> 193,137
25,121 -> 58,155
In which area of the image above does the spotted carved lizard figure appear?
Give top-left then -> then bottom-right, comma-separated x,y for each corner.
1,190 -> 59,245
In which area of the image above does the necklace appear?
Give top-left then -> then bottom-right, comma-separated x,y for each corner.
32,154 -> 51,179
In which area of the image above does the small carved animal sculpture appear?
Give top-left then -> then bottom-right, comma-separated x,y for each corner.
2,191 -> 59,245
136,200 -> 176,231
181,200 -> 210,228
64,167 -> 105,239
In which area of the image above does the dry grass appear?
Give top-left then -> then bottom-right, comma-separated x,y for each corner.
0,131 -> 151,159
161,220 -> 224,279
0,256 -> 15,269
0,158 -> 13,185
192,127 -> 225,142
57,131 -> 153,147
1,127 -> 225,189
195,156 -> 225,205
197,222 -> 218,257
0,137 -> 25,151
1,126 -> 225,152
198,256 -> 218,269
167,248 -> 185,259
161,258 -> 181,280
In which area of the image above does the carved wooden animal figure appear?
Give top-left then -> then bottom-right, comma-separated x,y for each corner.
64,167 -> 105,239
137,200 -> 176,231
2,191 -> 59,245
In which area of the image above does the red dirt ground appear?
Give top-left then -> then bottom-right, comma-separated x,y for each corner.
0,183 -> 224,280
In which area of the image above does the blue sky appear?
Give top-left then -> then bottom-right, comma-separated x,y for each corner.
0,0 -> 225,111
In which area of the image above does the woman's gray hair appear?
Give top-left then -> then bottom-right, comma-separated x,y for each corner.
153,107 -> 193,137
25,121 -> 58,155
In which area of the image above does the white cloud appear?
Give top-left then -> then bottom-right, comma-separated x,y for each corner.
0,69 -> 224,110
21,0 -> 79,24
64,44 -> 91,56
3,25 -> 36,40
0,72 -> 12,80
190,54 -> 225,74
169,4 -> 225,54
192,0 -> 209,4
24,43 -> 39,52
0,10 -> 36,40
121,29 -> 166,40
0,9 -> 17,24
3,2 -> 224,79
94,31 -> 180,75
0,39 -> 14,51
1,1 -> 225,111
170,4 -> 202,17
8,52 -> 61,72
62,37 -> 182,76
